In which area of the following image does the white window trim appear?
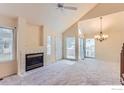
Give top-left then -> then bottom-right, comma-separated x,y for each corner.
0,27 -> 16,63
47,35 -> 52,55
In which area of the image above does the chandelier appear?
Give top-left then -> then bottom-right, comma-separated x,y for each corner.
94,17 -> 109,42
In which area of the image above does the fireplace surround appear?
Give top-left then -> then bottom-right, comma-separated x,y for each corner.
18,47 -> 45,76
26,53 -> 44,71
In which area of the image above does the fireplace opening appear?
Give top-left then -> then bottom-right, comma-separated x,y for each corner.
26,53 -> 44,71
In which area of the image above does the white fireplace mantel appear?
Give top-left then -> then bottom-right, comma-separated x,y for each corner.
18,47 -> 45,76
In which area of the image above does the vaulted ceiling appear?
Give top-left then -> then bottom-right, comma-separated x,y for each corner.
78,3 -> 124,34
0,3 -> 97,32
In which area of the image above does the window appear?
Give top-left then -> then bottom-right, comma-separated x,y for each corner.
0,27 -> 15,62
66,37 -> 75,59
79,38 -> 84,60
85,39 -> 95,58
47,36 -> 52,55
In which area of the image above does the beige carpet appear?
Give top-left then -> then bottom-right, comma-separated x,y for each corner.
0,59 -> 121,85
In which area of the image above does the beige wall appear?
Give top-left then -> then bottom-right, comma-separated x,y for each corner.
79,11 -> 124,62
84,31 -> 124,62
17,18 -> 43,50
0,15 -> 17,78
23,23 -> 43,48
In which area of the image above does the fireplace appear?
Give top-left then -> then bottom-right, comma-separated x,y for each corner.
26,53 -> 44,71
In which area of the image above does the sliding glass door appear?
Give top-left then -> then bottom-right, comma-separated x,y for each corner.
65,37 -> 95,60
66,37 -> 75,59
85,39 -> 95,58
79,38 -> 84,60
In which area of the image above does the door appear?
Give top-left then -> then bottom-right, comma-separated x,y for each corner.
55,34 -> 62,61
0,27 -> 16,78
85,39 -> 95,58
66,37 -> 76,59
79,38 -> 84,60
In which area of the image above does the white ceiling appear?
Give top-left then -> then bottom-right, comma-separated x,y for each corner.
0,3 -> 96,32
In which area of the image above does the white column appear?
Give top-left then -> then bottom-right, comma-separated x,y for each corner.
75,24 -> 79,61
16,17 -> 27,75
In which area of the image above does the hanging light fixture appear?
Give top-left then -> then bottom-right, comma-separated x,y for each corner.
94,17 -> 109,42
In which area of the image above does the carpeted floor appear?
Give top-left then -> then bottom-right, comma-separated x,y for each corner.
0,59 -> 121,85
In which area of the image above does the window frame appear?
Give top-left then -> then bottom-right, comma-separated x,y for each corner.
65,37 -> 76,60
47,35 -> 52,55
85,38 -> 96,58
0,27 -> 16,63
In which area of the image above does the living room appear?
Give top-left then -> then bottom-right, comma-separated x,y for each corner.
0,1 -> 124,93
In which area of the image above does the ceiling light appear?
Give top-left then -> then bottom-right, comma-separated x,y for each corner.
94,17 -> 109,42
